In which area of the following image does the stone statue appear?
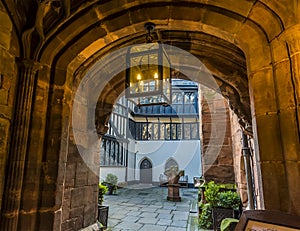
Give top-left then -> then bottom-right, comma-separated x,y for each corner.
164,165 -> 184,202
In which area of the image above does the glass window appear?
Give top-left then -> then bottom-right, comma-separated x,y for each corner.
142,123 -> 148,140
148,123 -> 153,140
119,145 -> 123,165
111,141 -> 115,165
191,123 -> 199,139
171,124 -> 177,140
172,92 -> 182,104
160,123 -> 165,140
184,124 -> 191,139
100,138 -> 127,167
106,140 -> 111,165
165,123 -> 171,140
115,142 -> 119,165
153,123 -> 159,140
177,123 -> 182,140
184,92 -> 195,103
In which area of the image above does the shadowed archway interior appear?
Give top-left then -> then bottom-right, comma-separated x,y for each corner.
0,0 -> 299,230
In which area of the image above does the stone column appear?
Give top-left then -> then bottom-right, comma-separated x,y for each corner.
270,24 -> 300,215
0,59 -> 41,229
248,24 -> 300,215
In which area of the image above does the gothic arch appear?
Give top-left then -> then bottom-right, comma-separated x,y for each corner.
165,158 -> 179,171
139,157 -> 153,184
1,1 -> 300,229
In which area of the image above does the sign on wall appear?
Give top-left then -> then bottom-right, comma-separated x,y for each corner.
236,210 -> 300,231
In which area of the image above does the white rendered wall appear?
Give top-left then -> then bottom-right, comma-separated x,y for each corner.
126,140 -> 137,182
100,140 -> 201,184
134,140 -> 201,183
100,167 -> 126,183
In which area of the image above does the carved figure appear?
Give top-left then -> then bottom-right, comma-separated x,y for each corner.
164,165 -> 184,202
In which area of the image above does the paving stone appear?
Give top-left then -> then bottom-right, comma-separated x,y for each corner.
107,218 -> 122,227
140,207 -> 158,212
156,209 -> 171,214
176,205 -> 190,211
172,214 -> 189,221
162,205 -> 177,210
170,220 -> 187,228
126,210 -> 141,216
137,217 -> 159,224
139,211 -> 158,218
157,218 -> 172,226
113,221 -> 143,230
172,210 -> 189,216
157,213 -> 173,219
166,227 -> 186,231
104,186 -> 197,230
149,204 -> 162,209
139,224 -> 168,231
122,215 -> 140,222
109,213 -> 126,220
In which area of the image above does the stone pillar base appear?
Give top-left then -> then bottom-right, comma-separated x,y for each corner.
167,184 -> 181,202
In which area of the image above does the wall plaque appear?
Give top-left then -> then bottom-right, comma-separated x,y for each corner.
235,210 -> 300,231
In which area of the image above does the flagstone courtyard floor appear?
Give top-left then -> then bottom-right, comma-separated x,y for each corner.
102,184 -> 199,231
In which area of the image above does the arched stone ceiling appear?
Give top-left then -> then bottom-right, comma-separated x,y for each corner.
3,0 -> 299,127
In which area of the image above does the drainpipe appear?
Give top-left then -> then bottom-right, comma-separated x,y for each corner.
242,133 -> 255,210
134,151 -> 138,181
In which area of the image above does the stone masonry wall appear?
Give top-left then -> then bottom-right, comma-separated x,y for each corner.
0,8 -> 18,215
60,140 -> 99,230
229,110 -> 248,207
200,88 -> 235,184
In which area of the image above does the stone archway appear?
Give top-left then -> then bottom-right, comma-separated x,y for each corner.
0,1 -> 300,230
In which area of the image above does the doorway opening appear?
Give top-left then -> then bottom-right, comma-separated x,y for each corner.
140,158 -> 152,184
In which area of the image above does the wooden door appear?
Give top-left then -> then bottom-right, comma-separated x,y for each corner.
140,159 -> 152,184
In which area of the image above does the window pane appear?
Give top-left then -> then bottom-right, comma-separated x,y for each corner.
142,123 -> 148,140
191,123 -> 198,139
106,140 -> 111,165
136,123 -> 142,140
153,123 -> 159,140
165,123 -> 171,140
184,124 -> 191,139
171,124 -> 177,140
148,123 -> 153,140
160,123 -> 165,140
116,142 -> 119,165
177,124 -> 182,140
111,141 -> 115,165
119,145 -> 123,165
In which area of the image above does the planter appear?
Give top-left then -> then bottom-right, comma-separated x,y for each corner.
98,205 -> 109,229
212,208 -> 235,231
107,184 -> 116,195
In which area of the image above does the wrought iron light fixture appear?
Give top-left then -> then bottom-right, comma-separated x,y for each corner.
125,22 -> 172,106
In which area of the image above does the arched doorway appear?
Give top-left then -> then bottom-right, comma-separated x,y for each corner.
140,158 -> 152,184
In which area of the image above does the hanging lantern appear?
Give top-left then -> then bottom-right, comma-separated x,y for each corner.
125,22 -> 172,106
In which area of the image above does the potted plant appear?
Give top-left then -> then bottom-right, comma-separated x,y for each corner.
198,181 -> 241,231
103,173 -> 118,195
98,183 -> 109,230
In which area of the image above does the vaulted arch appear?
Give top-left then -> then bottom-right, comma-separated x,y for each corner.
0,0 -> 300,230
